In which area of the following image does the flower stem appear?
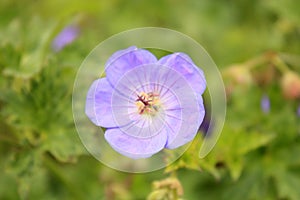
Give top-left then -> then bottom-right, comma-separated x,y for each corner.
271,55 -> 290,74
42,155 -> 84,200
279,53 -> 300,69
244,54 -> 267,70
172,188 -> 178,200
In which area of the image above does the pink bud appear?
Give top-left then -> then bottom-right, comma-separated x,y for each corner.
223,65 -> 253,86
281,72 -> 300,100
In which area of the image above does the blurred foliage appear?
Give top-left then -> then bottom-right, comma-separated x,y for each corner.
0,0 -> 300,199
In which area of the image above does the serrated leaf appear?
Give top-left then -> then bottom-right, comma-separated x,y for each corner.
4,148 -> 44,200
236,132 -> 275,155
209,123 -> 275,180
41,129 -> 85,163
1,17 -> 57,79
275,168 -> 300,200
165,134 -> 203,173
226,157 -> 243,181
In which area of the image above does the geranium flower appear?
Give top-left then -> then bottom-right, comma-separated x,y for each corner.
261,94 -> 270,114
85,46 -> 206,159
52,25 -> 79,52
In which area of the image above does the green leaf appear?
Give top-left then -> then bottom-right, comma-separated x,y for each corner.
41,129 -> 86,163
2,64 -> 86,162
275,168 -> 300,200
1,17 -> 56,79
4,148 -> 45,200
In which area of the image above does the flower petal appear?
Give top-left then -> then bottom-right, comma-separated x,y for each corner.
158,52 -> 206,94
110,64 -> 171,138
104,128 -> 168,159
85,78 -> 117,128
108,63 -> 205,149
105,46 -> 157,86
150,63 -> 205,148
165,95 -> 205,149
52,25 -> 79,52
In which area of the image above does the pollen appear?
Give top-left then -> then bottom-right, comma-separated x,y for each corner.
135,92 -> 160,115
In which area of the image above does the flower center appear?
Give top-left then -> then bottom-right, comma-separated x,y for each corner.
135,92 -> 160,115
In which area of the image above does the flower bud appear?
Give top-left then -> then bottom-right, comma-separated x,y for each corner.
223,65 -> 253,99
147,190 -> 168,200
281,71 -> 300,100
152,178 -> 183,197
252,64 -> 275,86
223,65 -> 253,86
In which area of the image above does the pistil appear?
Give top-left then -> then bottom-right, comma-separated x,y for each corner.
135,92 -> 160,115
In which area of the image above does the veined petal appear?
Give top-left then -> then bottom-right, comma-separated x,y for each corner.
165,95 -> 205,149
85,78 -> 117,128
158,52 -> 206,95
105,46 -> 157,86
152,65 -> 204,148
109,63 -> 204,149
110,64 -> 172,138
104,128 -> 168,159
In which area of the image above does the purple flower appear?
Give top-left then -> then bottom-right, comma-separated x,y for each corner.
52,25 -> 79,52
261,94 -> 270,114
85,46 -> 206,159
297,105 -> 300,117
199,109 -> 211,136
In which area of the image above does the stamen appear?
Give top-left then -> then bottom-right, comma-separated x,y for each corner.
135,92 -> 160,115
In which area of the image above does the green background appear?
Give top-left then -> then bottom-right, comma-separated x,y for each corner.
0,0 -> 300,199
